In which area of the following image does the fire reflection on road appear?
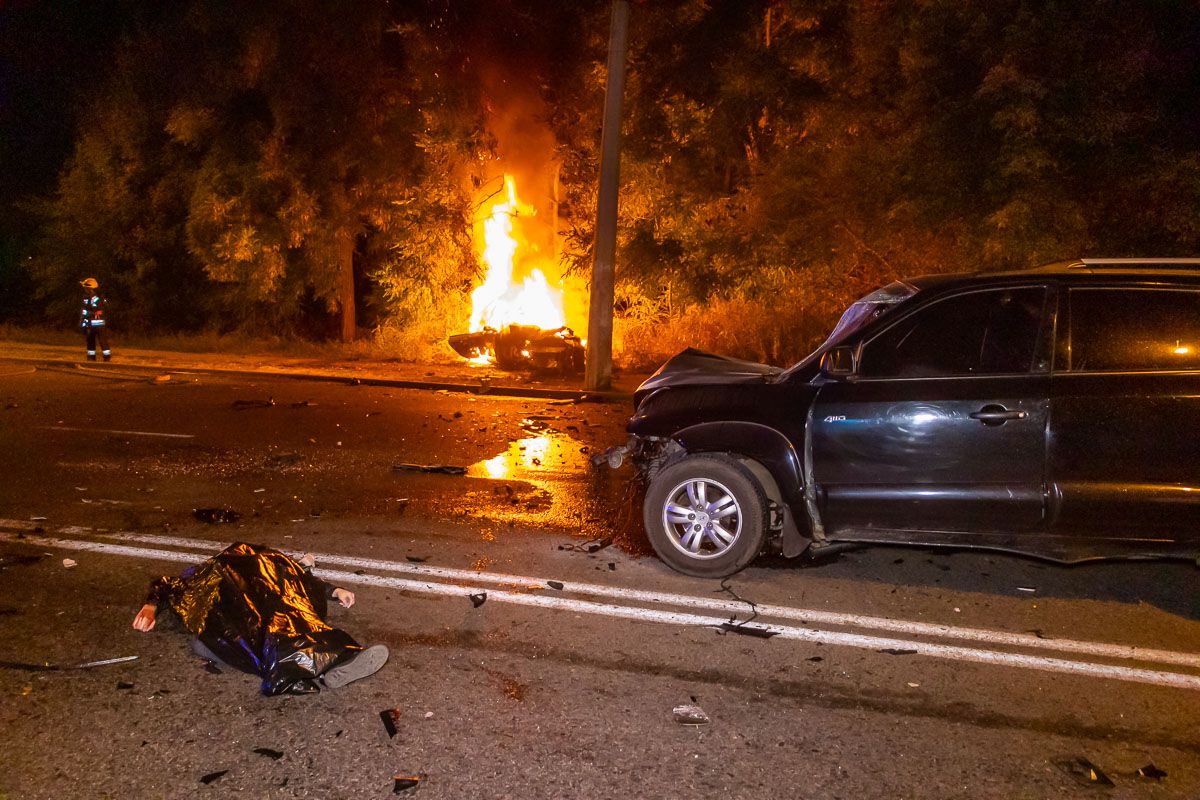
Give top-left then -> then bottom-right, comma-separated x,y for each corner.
464,430 -> 651,555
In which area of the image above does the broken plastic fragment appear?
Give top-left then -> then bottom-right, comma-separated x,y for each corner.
231,398 -> 274,410
405,555 -> 427,563
1016,586 -> 1037,593
672,704 -> 710,725
470,592 -> 487,608
1137,763 -> 1167,780
1055,757 -> 1114,787
546,580 -> 564,591
391,463 -> 466,475
253,747 -> 284,760
192,508 -> 241,524
380,708 -> 401,738
199,770 -> 228,785
393,775 -> 421,793
716,622 -> 779,639
62,558 -> 77,568
116,681 -> 134,690
879,648 -> 918,656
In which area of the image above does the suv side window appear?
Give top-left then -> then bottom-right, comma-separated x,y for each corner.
1069,288 -> 1200,372
859,287 -> 1047,379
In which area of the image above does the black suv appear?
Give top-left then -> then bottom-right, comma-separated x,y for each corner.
613,259 -> 1200,577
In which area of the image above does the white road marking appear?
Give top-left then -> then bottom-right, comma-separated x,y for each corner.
40,426 -> 194,439
4,530 -> 1200,691
92,529 -> 1200,670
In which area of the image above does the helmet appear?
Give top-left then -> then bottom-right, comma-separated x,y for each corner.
80,278 -> 99,289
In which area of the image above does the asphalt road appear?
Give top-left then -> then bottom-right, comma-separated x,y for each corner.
1,363 -> 1199,799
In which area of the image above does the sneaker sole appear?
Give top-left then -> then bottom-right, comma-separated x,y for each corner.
323,644 -> 389,689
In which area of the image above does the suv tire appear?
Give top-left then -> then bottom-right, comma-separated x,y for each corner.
643,454 -> 767,577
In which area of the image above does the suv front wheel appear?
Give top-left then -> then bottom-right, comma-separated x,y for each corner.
643,454 -> 767,577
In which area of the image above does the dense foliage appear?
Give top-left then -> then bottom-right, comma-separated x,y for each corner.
6,0 -> 1200,364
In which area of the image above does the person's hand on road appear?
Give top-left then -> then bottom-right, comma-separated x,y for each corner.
332,588 -> 355,608
132,603 -> 157,632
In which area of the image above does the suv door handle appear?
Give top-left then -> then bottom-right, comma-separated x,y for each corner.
969,405 -> 1028,425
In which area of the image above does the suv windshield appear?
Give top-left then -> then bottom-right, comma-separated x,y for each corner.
781,281 -> 917,376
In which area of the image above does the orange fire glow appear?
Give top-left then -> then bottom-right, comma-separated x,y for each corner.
469,175 -> 565,334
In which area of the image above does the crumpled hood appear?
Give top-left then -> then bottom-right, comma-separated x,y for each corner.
636,348 -> 782,398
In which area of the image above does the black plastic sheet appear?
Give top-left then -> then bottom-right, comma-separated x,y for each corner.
146,542 -> 362,695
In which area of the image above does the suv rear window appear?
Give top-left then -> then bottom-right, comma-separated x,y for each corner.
1069,288 -> 1200,372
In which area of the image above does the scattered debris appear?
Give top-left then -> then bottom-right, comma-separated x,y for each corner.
153,374 -> 172,383
469,592 -> 487,608
30,516 -> 47,521
231,398 -> 274,410
672,704 -> 710,725
713,577 -> 776,638
405,555 -> 427,563
391,498 -> 411,514
1017,586 -> 1037,593
62,558 -> 77,569
253,748 -> 284,760
879,648 -> 918,656
1,655 -> 138,673
546,580 -> 564,591
716,622 -> 779,639
380,708 -> 401,738
116,681 -> 135,690
262,453 -> 303,470
393,774 -> 422,794
907,682 -> 920,688
1137,763 -> 1167,780
290,400 -> 315,408
423,711 -> 434,719
806,656 -> 824,663
199,770 -> 228,785
391,463 -> 467,475
559,536 -> 614,554
0,554 -> 45,570
192,508 -> 241,524
1056,757 -> 1114,787
204,661 -> 222,675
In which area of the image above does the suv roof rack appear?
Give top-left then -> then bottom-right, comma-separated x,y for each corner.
1072,258 -> 1200,269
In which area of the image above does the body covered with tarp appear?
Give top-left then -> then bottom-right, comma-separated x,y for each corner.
145,542 -> 362,695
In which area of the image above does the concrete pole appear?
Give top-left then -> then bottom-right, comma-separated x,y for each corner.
585,0 -> 630,392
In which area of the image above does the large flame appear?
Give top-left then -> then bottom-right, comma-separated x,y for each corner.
469,175 -> 564,333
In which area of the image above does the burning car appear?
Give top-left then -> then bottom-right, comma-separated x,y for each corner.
450,175 -> 584,373
449,324 -> 584,373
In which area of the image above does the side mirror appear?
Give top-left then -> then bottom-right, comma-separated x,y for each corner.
821,345 -> 856,376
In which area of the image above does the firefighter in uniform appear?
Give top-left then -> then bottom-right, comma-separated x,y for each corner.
79,278 -> 112,361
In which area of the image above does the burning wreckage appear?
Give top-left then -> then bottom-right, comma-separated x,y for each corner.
449,324 -> 584,373
451,175 -> 585,373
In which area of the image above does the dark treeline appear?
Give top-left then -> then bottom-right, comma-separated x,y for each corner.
3,0 -> 1199,365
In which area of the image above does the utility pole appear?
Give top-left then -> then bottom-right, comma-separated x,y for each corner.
585,0 -> 630,392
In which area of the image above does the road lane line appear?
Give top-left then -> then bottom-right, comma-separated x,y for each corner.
93,529 -> 1200,670
40,426 -> 195,439
5,531 -> 1200,691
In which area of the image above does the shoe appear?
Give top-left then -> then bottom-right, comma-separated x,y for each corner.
322,644 -> 388,689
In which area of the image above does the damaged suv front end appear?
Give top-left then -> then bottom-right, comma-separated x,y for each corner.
607,282 -> 917,577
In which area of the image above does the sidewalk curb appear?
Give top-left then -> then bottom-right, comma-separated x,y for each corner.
0,355 -> 634,404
